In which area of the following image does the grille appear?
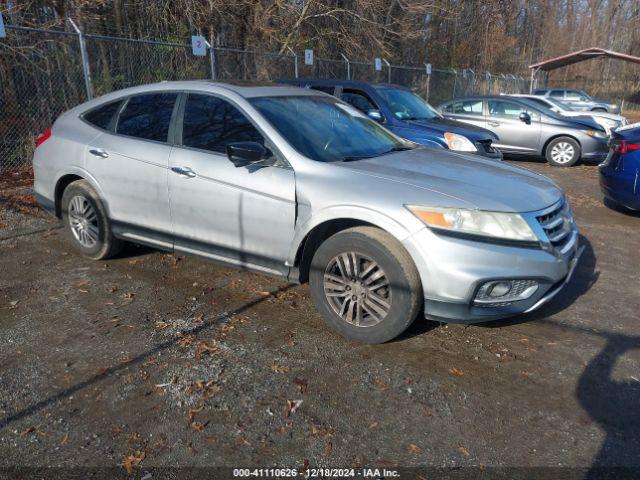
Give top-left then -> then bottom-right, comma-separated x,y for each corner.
537,201 -> 573,253
476,140 -> 498,155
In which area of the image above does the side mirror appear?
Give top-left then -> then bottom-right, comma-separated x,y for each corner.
367,109 -> 383,122
226,142 -> 268,167
519,112 -> 531,124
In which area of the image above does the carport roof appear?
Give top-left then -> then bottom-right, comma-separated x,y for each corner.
529,47 -> 640,71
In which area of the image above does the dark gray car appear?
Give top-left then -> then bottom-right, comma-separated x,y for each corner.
533,88 -> 620,114
438,96 -> 609,167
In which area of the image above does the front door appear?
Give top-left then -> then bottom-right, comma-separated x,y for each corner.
486,99 -> 541,154
168,92 -> 296,277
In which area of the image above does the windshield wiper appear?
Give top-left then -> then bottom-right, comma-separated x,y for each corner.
339,145 -> 415,162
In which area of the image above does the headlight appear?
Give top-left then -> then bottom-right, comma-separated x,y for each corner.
444,132 -> 477,152
406,205 -> 537,242
583,129 -> 608,139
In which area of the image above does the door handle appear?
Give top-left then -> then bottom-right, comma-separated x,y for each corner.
488,121 -> 500,127
171,166 -> 196,178
89,148 -> 109,158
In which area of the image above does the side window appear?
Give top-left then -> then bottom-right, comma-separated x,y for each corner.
441,103 -> 453,113
550,90 -> 565,99
82,100 -> 123,130
341,89 -> 377,113
310,86 -> 335,95
452,100 -> 483,115
488,100 -> 539,121
181,93 -> 264,154
116,93 -> 177,142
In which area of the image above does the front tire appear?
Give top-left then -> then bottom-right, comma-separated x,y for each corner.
546,136 -> 580,167
309,227 -> 422,344
61,180 -> 123,260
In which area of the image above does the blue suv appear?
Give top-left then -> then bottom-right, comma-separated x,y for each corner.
279,79 -> 501,159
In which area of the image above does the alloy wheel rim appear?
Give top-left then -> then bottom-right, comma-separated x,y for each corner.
550,142 -> 575,164
323,252 -> 392,327
68,195 -> 99,248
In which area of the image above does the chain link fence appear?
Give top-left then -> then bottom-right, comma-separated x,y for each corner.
1,24 -> 531,174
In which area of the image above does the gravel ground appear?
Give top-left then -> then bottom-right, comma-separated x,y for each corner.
0,160 -> 639,479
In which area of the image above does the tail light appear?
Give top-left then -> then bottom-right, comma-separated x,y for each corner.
611,140 -> 640,155
35,128 -> 52,148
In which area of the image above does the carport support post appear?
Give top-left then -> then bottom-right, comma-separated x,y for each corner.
341,53 -> 350,80
68,18 -> 93,100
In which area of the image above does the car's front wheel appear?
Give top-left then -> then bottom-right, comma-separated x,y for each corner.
546,136 -> 581,167
309,226 -> 422,344
61,180 -> 123,260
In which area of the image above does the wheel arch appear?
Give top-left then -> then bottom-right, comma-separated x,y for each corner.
54,169 -> 108,218
290,209 -> 414,284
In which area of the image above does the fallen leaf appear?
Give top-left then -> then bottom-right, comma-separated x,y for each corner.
324,439 -> 333,458
293,378 -> 308,394
60,433 -> 69,445
407,443 -> 421,454
271,363 -> 290,374
458,446 -> 470,457
285,399 -> 303,417
121,451 -> 146,474
369,421 -> 379,429
449,367 -> 465,377
20,427 -> 35,437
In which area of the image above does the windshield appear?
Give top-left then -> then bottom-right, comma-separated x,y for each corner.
250,96 -> 411,162
376,88 -> 441,120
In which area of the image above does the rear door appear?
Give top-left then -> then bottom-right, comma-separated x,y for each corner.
441,99 -> 486,129
86,92 -> 177,247
486,99 -> 540,154
167,92 -> 296,276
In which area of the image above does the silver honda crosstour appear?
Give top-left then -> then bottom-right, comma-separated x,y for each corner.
33,81 -> 582,343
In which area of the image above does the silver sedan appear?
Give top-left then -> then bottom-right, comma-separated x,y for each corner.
33,81 -> 581,343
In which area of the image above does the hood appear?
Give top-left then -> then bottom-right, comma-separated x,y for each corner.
559,115 -> 605,131
399,116 -> 498,142
335,148 -> 562,212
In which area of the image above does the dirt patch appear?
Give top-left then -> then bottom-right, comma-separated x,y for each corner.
0,160 -> 639,475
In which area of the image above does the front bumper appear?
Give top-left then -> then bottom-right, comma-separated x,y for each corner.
401,219 -> 581,324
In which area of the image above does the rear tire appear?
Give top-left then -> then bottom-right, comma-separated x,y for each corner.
545,136 -> 580,167
309,226 -> 422,344
61,180 -> 123,260
592,108 -> 607,112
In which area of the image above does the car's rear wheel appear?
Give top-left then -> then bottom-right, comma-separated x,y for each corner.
546,137 -> 581,167
61,180 -> 122,260
592,108 -> 607,112
309,226 -> 422,344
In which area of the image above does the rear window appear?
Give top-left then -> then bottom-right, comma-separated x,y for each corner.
82,101 -> 122,130
310,86 -> 335,95
116,93 -> 178,142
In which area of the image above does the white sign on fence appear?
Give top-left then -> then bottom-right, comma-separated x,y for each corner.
191,35 -> 207,56
374,58 -> 382,71
0,13 -> 6,39
425,63 -> 432,75
304,49 -> 314,65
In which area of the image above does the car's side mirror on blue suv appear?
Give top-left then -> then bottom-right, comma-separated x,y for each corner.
367,109 -> 383,122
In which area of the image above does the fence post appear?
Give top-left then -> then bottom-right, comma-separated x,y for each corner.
451,69 -> 457,98
287,47 -> 298,78
207,37 -> 216,80
68,18 -> 93,100
340,53 -> 350,80
382,58 -> 391,83
424,64 -> 431,102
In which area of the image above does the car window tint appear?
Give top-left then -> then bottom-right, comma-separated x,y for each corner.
116,93 -> 177,142
441,103 -> 453,113
83,100 -> 122,130
488,100 -> 539,120
310,86 -> 335,95
341,89 -> 377,113
181,94 -> 264,153
550,90 -> 565,98
452,100 -> 483,115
